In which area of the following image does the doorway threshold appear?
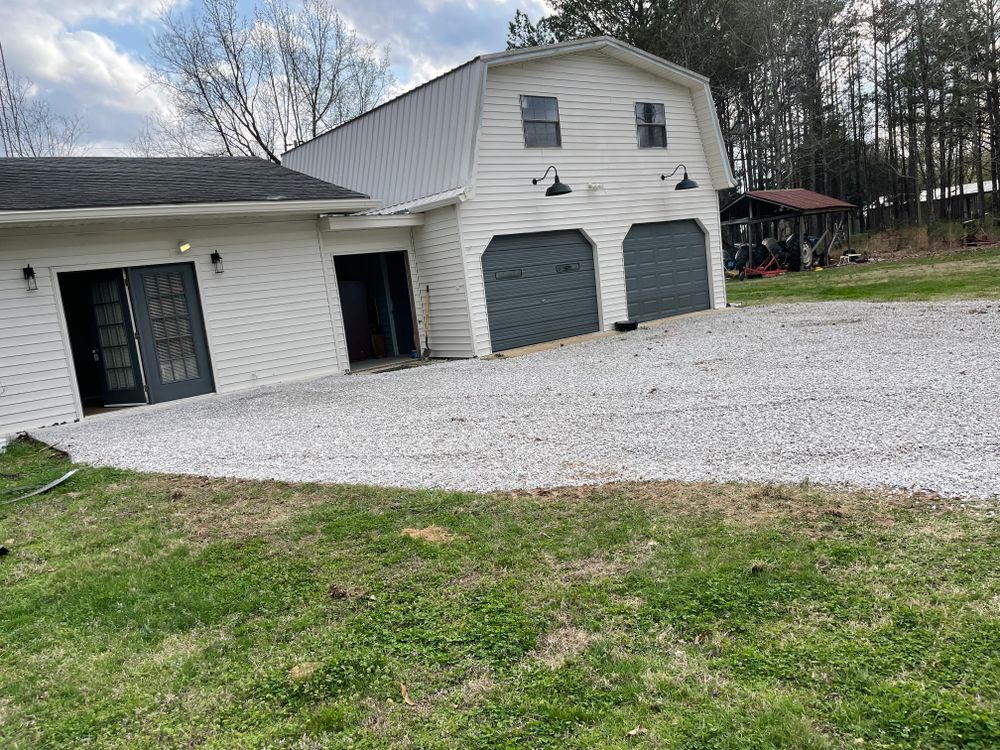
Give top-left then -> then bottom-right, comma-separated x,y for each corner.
82,404 -> 144,417
349,356 -> 429,375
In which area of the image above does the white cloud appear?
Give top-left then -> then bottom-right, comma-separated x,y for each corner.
338,0 -> 549,89
0,0 -> 179,153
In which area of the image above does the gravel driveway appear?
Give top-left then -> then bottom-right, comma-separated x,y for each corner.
40,301 -> 1000,499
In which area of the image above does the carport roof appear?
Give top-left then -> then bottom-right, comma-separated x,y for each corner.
0,157 -> 368,211
722,188 -> 855,217
746,189 -> 855,211
720,188 -> 856,226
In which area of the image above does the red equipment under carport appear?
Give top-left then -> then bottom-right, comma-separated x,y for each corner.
738,237 -> 785,279
721,189 -> 858,275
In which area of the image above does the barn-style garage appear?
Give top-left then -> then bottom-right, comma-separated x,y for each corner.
481,229 -> 600,351
622,220 -> 711,322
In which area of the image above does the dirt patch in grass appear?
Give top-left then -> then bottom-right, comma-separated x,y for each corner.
289,662 -> 322,681
547,552 -> 629,582
329,583 -> 368,599
139,474 -> 331,543
512,480 -> 929,531
543,533 -> 660,585
533,625 -> 594,668
400,525 -> 455,543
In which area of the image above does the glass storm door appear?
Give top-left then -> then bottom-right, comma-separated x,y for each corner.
88,271 -> 147,406
127,263 -> 214,404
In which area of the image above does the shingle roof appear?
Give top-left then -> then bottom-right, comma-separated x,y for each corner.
745,189 -> 855,211
0,157 -> 368,211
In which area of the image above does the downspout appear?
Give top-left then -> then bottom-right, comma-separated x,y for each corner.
423,284 -> 431,359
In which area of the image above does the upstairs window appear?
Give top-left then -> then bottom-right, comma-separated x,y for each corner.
635,102 -> 667,148
521,95 -> 561,148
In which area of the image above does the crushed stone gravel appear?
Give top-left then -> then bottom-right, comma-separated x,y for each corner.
39,300 -> 1000,500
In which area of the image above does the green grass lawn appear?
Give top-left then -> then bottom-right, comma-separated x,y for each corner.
2,439 -> 999,749
725,248 -> 1000,306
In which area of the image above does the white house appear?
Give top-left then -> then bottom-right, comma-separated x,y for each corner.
284,36 -> 736,356
0,36 -> 734,436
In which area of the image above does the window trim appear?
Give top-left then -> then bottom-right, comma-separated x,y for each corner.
635,102 -> 667,149
520,95 -> 562,149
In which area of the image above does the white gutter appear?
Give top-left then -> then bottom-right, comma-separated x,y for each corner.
365,187 -> 468,216
0,198 -> 382,226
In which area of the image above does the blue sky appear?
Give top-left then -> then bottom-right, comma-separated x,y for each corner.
0,0 -> 549,153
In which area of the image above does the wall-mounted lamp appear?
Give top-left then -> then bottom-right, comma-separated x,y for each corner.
532,165 -> 573,197
210,250 -> 224,274
660,164 -> 699,190
178,240 -> 192,254
22,264 -> 37,292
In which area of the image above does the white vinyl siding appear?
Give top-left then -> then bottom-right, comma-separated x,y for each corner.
408,205 -> 475,357
460,50 -> 728,355
0,218 -> 343,436
282,62 -> 484,209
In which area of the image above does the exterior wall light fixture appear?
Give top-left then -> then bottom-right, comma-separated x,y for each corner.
532,165 -> 573,196
210,251 -> 224,273
23,264 -> 37,291
178,240 -> 192,253
661,164 -> 699,190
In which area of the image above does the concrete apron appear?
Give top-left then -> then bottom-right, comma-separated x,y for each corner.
484,308 -> 724,360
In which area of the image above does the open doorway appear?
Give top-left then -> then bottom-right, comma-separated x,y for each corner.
59,263 -> 215,414
334,251 -> 418,368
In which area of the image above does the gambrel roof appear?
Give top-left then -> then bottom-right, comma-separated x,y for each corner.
282,36 -> 736,209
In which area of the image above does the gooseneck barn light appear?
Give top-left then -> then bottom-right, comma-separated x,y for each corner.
210,250 -> 224,273
532,166 -> 573,197
22,264 -> 37,291
661,164 -> 699,190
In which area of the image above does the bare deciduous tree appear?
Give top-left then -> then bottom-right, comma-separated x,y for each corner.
146,0 -> 394,162
0,45 -> 87,157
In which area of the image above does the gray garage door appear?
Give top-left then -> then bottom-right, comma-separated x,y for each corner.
482,230 -> 600,351
623,220 -> 710,322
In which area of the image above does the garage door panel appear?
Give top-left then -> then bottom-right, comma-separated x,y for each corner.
482,230 -> 600,351
486,269 -> 596,300
623,220 -> 710,322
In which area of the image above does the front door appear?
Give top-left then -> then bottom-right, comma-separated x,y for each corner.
86,270 -> 146,406
127,263 -> 214,403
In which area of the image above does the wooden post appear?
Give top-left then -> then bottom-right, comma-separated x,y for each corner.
846,210 -> 852,257
798,213 -> 805,267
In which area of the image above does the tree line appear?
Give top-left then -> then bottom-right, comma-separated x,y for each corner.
508,0 -> 1000,228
